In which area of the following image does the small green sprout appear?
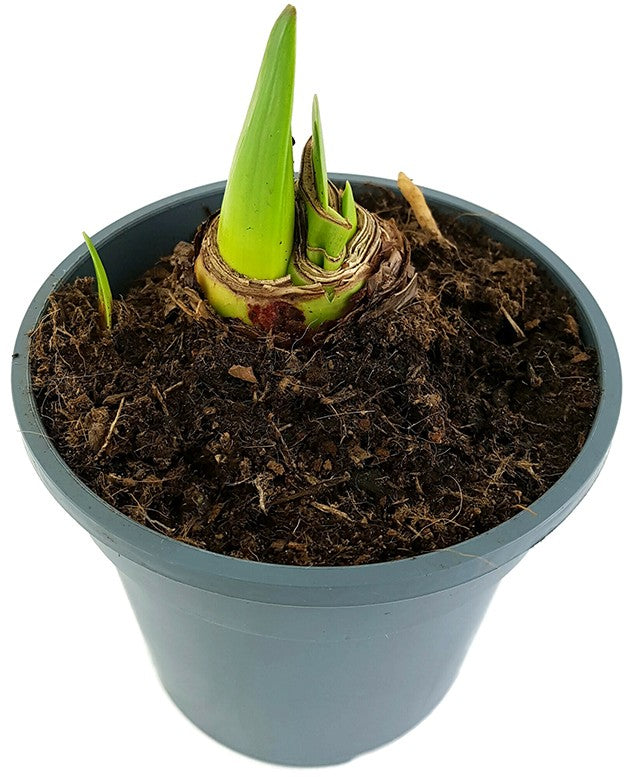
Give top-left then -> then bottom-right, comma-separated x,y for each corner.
82,231 -> 113,330
300,95 -> 357,271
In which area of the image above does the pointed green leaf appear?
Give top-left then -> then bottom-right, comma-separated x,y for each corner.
299,98 -> 358,271
311,94 -> 328,209
217,5 -> 296,280
82,231 -> 112,330
323,181 -> 357,271
341,181 -> 357,231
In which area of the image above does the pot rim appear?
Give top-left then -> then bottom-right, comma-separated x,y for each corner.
12,175 -> 622,602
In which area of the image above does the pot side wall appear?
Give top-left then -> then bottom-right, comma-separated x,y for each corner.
100,543 -> 520,765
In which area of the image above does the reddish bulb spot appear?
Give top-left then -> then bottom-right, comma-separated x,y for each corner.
248,301 -> 305,332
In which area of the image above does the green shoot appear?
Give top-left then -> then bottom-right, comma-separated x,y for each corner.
217,5 -> 297,280
311,95 -> 329,210
82,232 -> 113,330
298,95 -> 357,271
334,181 -> 358,271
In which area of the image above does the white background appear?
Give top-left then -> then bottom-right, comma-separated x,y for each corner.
1,1 -> 628,774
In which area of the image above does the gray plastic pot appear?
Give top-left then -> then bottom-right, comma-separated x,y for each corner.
12,176 -> 621,765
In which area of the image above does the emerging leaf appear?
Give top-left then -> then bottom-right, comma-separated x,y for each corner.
82,232 -> 113,330
217,5 -> 297,280
298,96 -> 357,270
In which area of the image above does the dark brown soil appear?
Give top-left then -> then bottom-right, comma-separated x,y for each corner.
29,188 -> 600,565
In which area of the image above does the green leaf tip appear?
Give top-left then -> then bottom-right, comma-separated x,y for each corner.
83,231 -> 113,330
311,95 -> 328,210
217,5 -> 297,280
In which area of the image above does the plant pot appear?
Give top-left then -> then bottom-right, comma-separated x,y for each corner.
12,176 -> 621,766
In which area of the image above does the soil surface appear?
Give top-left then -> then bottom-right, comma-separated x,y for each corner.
29,188 -> 600,565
